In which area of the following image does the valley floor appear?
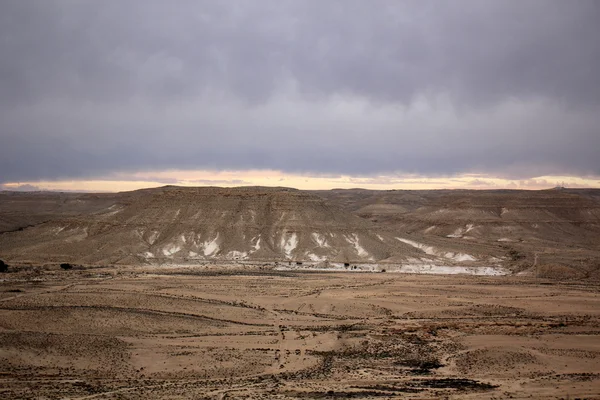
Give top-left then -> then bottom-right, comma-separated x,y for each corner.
1,266 -> 600,399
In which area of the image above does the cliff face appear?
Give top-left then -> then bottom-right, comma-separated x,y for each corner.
0,186 -> 402,264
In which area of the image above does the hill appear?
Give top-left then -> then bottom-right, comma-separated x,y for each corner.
312,188 -> 600,277
0,186 -> 403,265
1,186 -> 599,277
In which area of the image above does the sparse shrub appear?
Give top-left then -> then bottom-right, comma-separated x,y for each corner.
507,249 -> 525,261
0,259 -> 7,273
60,263 -> 73,270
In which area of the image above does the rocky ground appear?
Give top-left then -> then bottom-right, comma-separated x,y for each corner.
1,265 -> 599,399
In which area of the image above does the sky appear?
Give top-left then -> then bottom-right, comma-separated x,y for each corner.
1,0 -> 599,192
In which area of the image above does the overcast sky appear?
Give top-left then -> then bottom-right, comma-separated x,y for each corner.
1,0 -> 599,189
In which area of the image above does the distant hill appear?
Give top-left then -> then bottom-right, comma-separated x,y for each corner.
1,186 -> 599,278
312,188 -> 600,277
0,186 -> 404,265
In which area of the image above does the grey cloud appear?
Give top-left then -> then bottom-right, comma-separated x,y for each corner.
0,0 -> 599,183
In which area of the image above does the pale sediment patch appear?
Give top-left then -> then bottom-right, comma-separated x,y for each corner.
396,237 -> 477,262
446,224 -> 475,238
311,233 -> 330,248
147,231 -> 160,245
447,229 -> 464,238
391,264 -> 508,276
307,253 -> 326,262
227,250 -> 248,260
101,208 -> 123,217
445,252 -> 477,262
396,237 -> 437,256
203,234 -> 220,257
281,233 -> 298,259
346,234 -> 369,258
252,236 -> 261,252
424,225 -> 436,234
276,262 -> 380,272
64,227 -> 88,243
162,245 -> 181,257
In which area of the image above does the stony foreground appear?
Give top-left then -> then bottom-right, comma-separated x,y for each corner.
1,267 -> 600,399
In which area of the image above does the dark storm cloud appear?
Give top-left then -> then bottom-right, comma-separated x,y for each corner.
1,0 -> 599,183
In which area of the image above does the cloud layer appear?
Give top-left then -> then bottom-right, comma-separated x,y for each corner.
1,0 -> 599,183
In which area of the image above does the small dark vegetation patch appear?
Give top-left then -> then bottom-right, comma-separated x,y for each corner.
291,389 -> 411,398
552,372 -> 600,382
396,358 -> 444,374
507,249 -> 525,261
395,358 -> 443,370
0,259 -> 7,272
409,378 -> 498,391
60,263 -> 74,270
6,289 -> 23,293
353,385 -> 422,393
72,381 -> 103,394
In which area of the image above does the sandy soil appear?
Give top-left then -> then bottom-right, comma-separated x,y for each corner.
1,266 -> 599,399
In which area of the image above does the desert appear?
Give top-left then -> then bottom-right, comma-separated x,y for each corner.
1,187 -> 600,399
2,1 -> 600,398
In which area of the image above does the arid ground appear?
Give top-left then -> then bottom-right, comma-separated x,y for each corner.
2,265 -> 599,399
1,187 -> 599,398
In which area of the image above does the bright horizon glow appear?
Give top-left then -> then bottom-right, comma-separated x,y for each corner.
2,170 -> 599,192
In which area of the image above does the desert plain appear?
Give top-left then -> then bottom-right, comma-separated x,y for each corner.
1,265 -> 600,399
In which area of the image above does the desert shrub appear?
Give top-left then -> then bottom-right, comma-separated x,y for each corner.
60,263 -> 73,270
507,249 -> 525,261
0,259 -> 7,272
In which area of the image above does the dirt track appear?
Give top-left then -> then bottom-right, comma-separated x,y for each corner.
1,266 -> 600,399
